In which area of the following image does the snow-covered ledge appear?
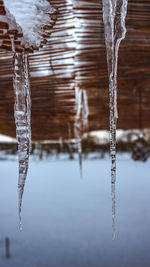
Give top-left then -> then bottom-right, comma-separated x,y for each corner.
1,0 -> 56,50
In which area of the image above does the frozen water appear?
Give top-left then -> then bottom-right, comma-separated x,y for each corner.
103,0 -> 128,182
75,89 -> 89,178
4,0 -> 55,47
111,183 -> 116,240
74,119 -> 83,178
10,36 -> 15,53
103,0 -> 128,238
24,54 -> 32,154
12,52 -> 31,230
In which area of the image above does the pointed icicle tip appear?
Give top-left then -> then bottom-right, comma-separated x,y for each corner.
102,0 -> 128,239
13,52 -> 31,231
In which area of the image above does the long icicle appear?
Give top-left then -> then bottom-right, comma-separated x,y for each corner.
24,54 -> 32,154
68,123 -> 73,160
75,89 -> 89,178
72,0 -> 89,178
102,0 -> 128,239
75,89 -> 83,178
11,41 -> 31,230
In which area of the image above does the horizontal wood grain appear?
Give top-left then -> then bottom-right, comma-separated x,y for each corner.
0,0 -> 149,140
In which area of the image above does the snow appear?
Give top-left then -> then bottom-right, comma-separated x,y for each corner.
4,0 -> 55,47
0,134 -> 16,143
0,156 -> 150,267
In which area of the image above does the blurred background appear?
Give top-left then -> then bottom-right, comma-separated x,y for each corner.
0,131 -> 150,267
0,0 -> 150,266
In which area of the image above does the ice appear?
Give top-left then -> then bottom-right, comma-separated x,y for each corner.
24,54 -> 32,153
5,0 -> 54,229
75,89 -> 89,178
4,0 -> 55,48
74,118 -> 83,178
103,0 -> 128,238
10,36 -> 15,53
12,50 -> 31,230
59,137 -> 64,151
67,123 -> 74,160
103,0 -> 128,182
6,0 -> 54,230
111,183 -> 116,240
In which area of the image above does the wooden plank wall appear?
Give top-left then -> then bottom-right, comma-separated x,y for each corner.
0,0 -> 150,140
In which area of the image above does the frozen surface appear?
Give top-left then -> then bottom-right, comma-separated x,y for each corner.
13,52 -> 31,230
103,0 -> 128,182
75,89 -> 89,177
0,156 -> 150,267
103,0 -> 128,238
4,0 -> 55,47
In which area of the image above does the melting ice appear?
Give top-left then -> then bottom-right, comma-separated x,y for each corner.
4,0 -> 55,48
5,0 -> 55,229
11,34 -> 31,230
13,51 -> 31,230
75,88 -> 89,177
102,0 -> 128,238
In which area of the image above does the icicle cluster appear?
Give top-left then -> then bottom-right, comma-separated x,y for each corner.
12,46 -> 31,230
102,0 -> 128,239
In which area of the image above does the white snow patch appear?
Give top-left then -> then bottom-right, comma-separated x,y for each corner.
0,134 -> 16,143
4,0 -> 55,47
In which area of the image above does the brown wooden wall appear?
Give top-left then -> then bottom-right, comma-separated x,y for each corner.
0,0 -> 150,140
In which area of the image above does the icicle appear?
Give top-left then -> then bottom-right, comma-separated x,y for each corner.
59,136 -> 64,151
82,90 -> 89,131
111,183 -> 116,240
74,88 -> 89,178
24,54 -> 32,154
67,123 -> 73,160
10,36 -> 15,53
74,88 -> 83,178
102,0 -> 128,238
74,119 -> 83,177
12,50 -> 31,231
72,0 -> 89,177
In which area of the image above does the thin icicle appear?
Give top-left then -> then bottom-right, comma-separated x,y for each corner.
10,36 -> 15,53
75,87 -> 82,177
111,183 -> 116,240
76,89 -> 89,133
12,50 -> 31,231
24,54 -> 32,153
74,88 -> 89,178
67,123 -> 74,160
74,119 -> 83,178
102,0 -> 128,238
72,0 -> 89,177
59,136 -> 64,151
82,90 -> 89,131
